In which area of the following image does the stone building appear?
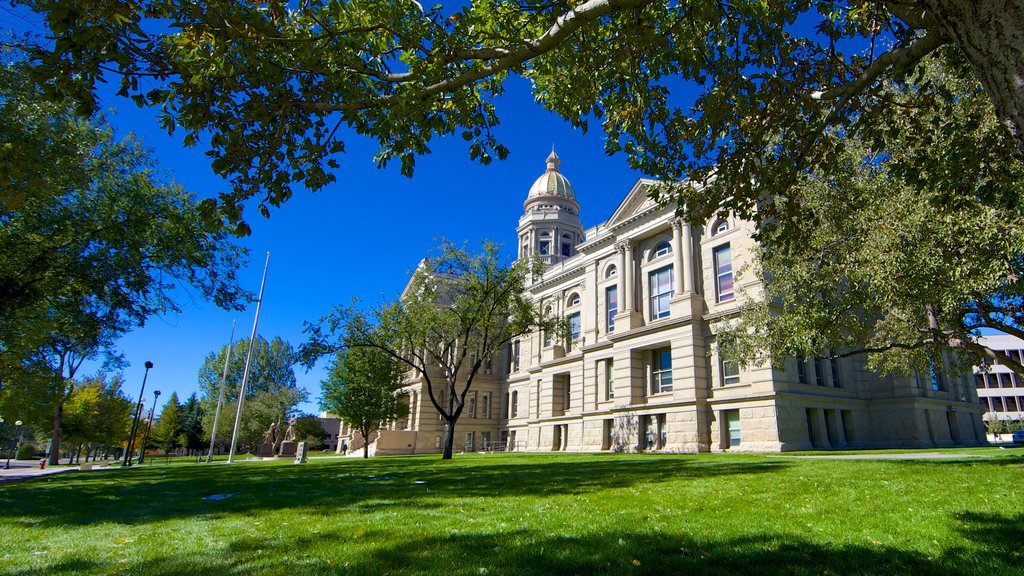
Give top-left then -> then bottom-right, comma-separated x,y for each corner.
341,152 -> 985,454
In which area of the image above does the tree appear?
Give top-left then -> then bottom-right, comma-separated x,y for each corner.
14,1 -> 1024,231
0,61 -> 249,464
36,372 -> 132,462
198,336 -> 299,401
303,241 -> 559,459
197,337 -> 307,454
291,414 -> 329,451
92,374 -> 133,458
321,344 -> 407,458
719,57 -> 1024,379
152,392 -> 182,454
180,393 -> 206,455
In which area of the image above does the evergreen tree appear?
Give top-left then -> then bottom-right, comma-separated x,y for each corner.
180,393 -> 206,455
152,392 -> 183,454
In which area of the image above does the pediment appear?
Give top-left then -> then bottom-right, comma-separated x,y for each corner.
604,178 -> 661,228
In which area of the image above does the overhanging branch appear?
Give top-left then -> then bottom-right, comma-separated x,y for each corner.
816,30 -> 947,102
302,0 -> 653,112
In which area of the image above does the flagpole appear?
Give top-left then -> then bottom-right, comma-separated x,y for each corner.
227,251 -> 270,464
206,319 -> 237,463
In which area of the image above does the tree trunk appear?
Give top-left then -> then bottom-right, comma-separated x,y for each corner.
74,443 -> 82,464
441,419 -> 456,460
362,426 -> 370,459
48,402 -> 63,465
913,1 -> 1024,144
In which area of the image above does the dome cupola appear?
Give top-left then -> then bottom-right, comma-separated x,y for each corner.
516,149 -> 584,266
524,150 -> 578,210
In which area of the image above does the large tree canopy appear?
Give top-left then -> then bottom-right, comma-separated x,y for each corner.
719,57 -> 1024,377
14,1 -> 1024,229
0,61 -> 249,463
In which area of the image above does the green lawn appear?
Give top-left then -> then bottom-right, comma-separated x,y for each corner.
1,450 -> 1021,575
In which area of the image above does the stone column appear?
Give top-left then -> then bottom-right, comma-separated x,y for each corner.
614,240 -> 641,331
682,222 -> 694,294
616,242 -> 626,305
671,220 -> 684,293
623,241 -> 635,312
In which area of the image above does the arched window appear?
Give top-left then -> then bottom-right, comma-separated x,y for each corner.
652,241 -> 672,260
567,292 -> 581,307
605,264 -> 617,278
712,219 -> 730,236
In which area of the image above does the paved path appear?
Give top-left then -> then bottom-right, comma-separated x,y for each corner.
0,460 -> 118,484
777,452 -> 987,460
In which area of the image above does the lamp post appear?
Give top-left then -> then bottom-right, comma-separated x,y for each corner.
123,361 -> 154,467
138,390 -> 160,465
4,420 -> 23,469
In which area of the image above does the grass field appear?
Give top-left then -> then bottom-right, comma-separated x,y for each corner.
0,450 -> 1021,575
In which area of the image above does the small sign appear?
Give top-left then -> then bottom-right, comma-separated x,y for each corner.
294,441 -> 308,464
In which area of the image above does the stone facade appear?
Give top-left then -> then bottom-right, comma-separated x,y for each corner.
341,153 -> 985,454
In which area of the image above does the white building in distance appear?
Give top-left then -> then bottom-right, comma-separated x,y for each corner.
972,333 -> 1024,422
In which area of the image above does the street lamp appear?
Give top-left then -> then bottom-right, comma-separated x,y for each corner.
4,420 -> 23,470
123,361 -> 154,467
138,390 -> 160,465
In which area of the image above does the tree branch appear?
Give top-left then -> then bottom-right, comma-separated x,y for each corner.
302,0 -> 654,112
816,30 -> 947,101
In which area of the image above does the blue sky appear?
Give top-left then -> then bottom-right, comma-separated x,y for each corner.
84,74 -> 645,416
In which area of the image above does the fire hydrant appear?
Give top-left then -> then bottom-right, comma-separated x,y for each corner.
39,460 -> 45,470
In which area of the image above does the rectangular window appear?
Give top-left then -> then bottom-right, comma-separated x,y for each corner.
796,355 -> 807,384
465,432 -> 474,451
511,390 -> 519,418
652,347 -> 673,393
721,357 -> 740,386
606,359 -> 615,400
569,312 -> 581,342
930,355 -> 945,391
561,242 -> 571,257
468,394 -> 477,418
714,244 -> 734,302
649,266 -> 674,319
814,358 -> 826,386
606,286 -> 618,333
726,410 -> 741,448
482,394 -> 490,419
511,340 -> 521,372
539,240 -> 550,255
830,357 -> 841,388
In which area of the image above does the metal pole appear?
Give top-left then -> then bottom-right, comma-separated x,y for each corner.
138,390 -> 160,465
206,320 -> 237,463
4,421 -> 21,470
123,361 -> 153,467
227,251 -> 270,464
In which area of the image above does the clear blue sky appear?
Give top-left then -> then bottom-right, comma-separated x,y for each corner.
86,74 -> 644,416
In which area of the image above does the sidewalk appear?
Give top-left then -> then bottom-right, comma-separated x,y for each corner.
0,460 -> 117,484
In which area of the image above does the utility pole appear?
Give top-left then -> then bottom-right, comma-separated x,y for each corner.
206,320 -> 237,463
228,251 -> 270,464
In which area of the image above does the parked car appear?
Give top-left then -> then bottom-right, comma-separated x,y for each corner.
1013,430 -> 1024,445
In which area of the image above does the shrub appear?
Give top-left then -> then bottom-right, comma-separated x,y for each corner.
16,444 -> 36,460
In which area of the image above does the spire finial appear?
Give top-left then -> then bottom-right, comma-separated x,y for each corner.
545,147 -> 560,171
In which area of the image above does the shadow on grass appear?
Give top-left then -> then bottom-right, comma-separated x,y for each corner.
0,454 -> 785,527
8,512 -> 1021,576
